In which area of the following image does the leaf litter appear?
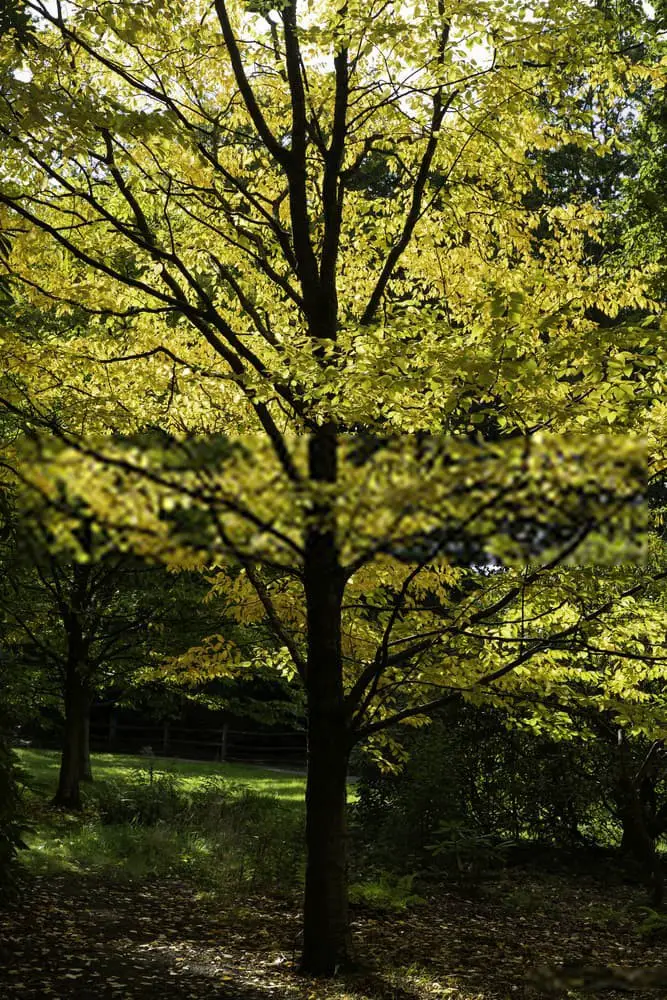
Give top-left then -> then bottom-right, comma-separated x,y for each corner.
1,860 -> 666,999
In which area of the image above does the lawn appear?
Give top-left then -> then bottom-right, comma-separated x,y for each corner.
17,747 -> 308,801
15,748 -> 309,887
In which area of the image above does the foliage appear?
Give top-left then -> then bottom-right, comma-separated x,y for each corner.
0,0 -> 663,743
352,703 -> 621,873
636,906 -> 667,939
348,873 -> 425,912
0,0 -> 34,51
0,495 -> 222,699
0,487 -> 304,783
0,726 -> 27,899
612,57 -> 667,297
20,750 -> 306,894
426,820 -> 513,878
94,767 -> 182,826
84,777 -> 305,892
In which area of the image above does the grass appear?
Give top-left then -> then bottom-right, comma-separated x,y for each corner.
16,748 -> 309,891
17,747 -> 308,800
15,748 -> 405,921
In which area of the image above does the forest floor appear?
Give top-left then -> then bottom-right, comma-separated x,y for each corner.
2,860 -> 667,1000
4,749 -> 667,999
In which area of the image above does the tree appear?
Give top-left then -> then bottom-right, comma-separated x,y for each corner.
0,0 -> 665,973
0,485 -> 237,808
0,498 -> 154,807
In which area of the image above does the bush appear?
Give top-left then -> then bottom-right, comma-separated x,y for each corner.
0,731 -> 27,900
349,872 -> 425,912
637,907 -> 667,939
79,766 -> 304,894
93,769 -> 183,826
351,703 -> 611,876
426,819 -> 513,878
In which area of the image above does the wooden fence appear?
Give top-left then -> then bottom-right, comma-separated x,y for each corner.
90,720 -> 307,765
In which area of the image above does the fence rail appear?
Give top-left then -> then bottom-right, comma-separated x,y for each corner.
89,720 -> 307,764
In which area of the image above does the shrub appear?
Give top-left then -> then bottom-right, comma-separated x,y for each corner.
351,702 -> 611,875
349,873 -> 425,912
637,907 -> 667,939
426,819 -> 513,878
81,766 -> 304,894
93,769 -> 183,826
0,730 -> 27,900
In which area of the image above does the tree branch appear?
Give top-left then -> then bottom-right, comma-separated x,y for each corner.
213,0 -> 291,169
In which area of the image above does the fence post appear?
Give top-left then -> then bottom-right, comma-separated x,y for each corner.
219,723 -> 228,762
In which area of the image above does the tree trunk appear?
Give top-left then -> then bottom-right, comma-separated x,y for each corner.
617,781 -> 664,906
54,558 -> 93,808
300,426 -> 353,975
53,669 -> 89,809
80,699 -> 93,782
615,742 -> 664,908
302,709 -> 351,974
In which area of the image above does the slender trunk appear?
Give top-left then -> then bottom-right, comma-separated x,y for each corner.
300,427 -> 352,975
53,668 -> 89,809
615,759 -> 664,907
616,780 -> 664,906
54,556 -> 93,808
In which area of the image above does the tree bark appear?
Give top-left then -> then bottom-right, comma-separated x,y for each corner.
302,705 -> 351,974
80,698 -> 93,781
616,777 -> 664,906
300,427 -> 353,975
53,557 -> 94,807
615,739 -> 665,907
53,668 -> 90,809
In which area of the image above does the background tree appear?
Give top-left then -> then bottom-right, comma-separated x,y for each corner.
0,474 -> 306,807
0,500 -> 157,807
0,486 -> 236,807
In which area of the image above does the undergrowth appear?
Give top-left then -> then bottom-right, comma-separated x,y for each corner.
22,760 -> 305,896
